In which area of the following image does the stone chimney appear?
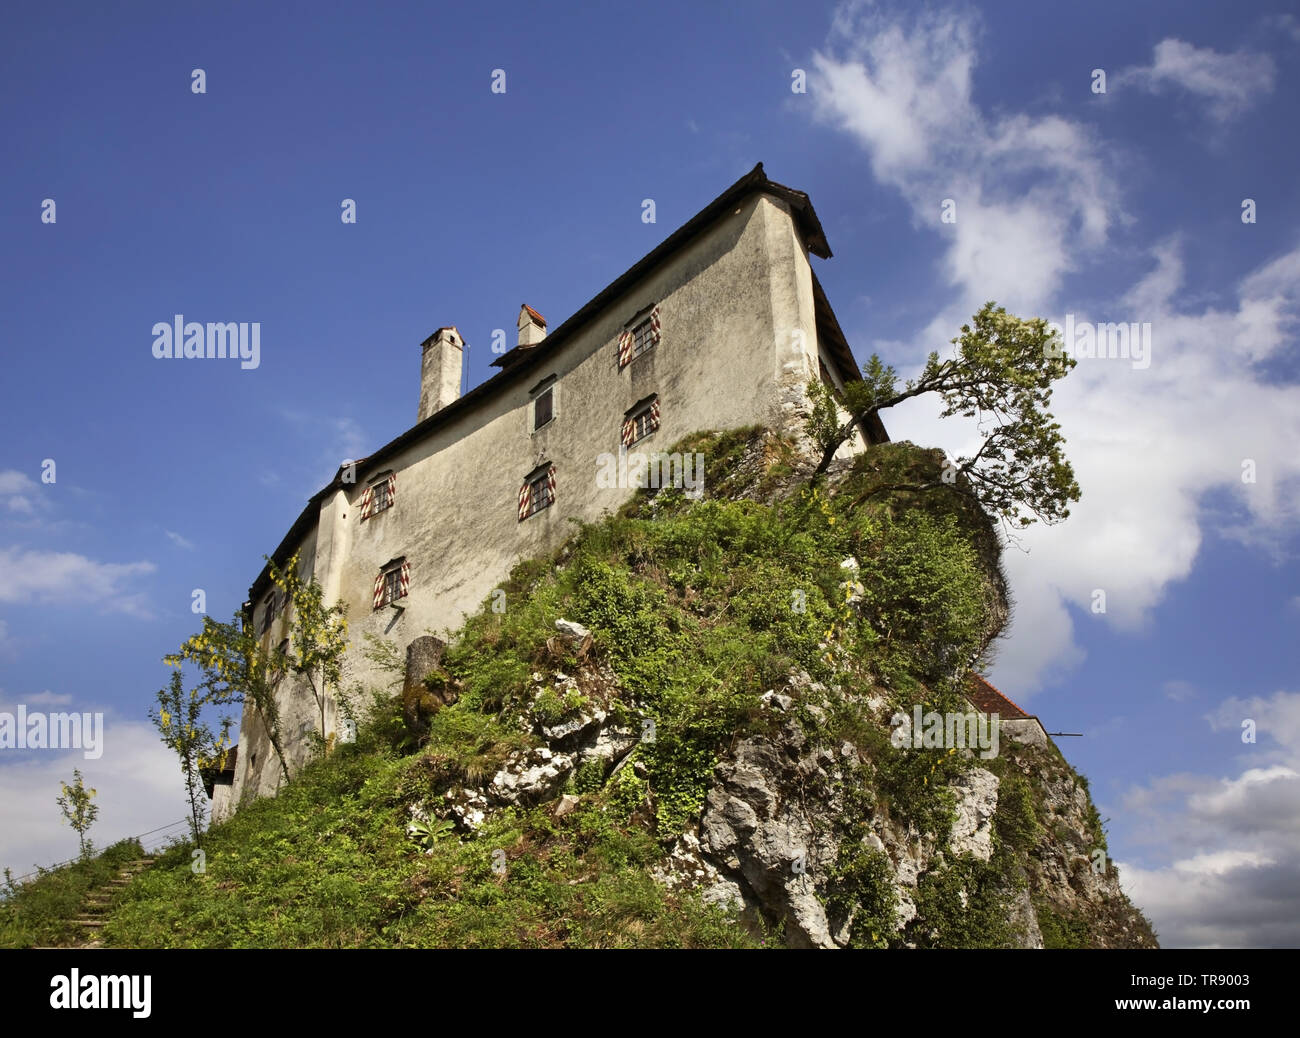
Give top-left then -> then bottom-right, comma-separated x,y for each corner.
517,305 -> 547,348
418,326 -> 463,423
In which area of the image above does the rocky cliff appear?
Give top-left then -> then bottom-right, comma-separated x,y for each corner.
399,428 -> 1157,948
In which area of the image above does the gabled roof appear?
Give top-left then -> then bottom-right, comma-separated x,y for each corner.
965,674 -> 1032,720
246,164 -> 852,608
491,162 -> 831,372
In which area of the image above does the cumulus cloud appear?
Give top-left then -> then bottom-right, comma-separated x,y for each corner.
1118,691 -> 1300,946
0,547 -> 155,617
806,4 -> 1300,695
1116,38 -> 1276,121
811,5 -> 1119,320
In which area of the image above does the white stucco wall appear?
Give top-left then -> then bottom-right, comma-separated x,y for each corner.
229,192 -> 858,804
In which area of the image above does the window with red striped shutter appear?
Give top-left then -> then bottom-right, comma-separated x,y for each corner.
622,395 -> 661,447
361,472 -> 395,520
518,464 -> 556,521
373,557 -> 408,609
618,305 -> 660,369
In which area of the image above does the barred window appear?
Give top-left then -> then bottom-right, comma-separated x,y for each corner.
361,472 -> 395,520
382,568 -> 401,605
631,316 -> 656,359
617,306 -> 661,369
622,396 -> 661,448
372,558 -> 409,610
518,464 -> 555,521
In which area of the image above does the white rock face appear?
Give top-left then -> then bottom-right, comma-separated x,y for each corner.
949,767 -> 1000,862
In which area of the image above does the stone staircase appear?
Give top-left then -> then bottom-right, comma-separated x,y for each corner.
65,856 -> 155,949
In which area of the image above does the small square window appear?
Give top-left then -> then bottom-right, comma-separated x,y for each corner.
519,466 -> 555,520
618,307 -> 661,369
373,558 -> 409,610
529,471 -> 553,511
366,474 -> 394,517
622,397 -> 660,448
631,316 -> 656,359
376,568 -> 400,608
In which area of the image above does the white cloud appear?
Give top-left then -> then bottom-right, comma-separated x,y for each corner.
1116,690 -> 1300,946
0,720 -> 192,879
0,547 -> 155,617
0,470 -> 45,518
1116,38 -> 1275,121
810,5 -> 1119,319
806,4 -> 1300,696
164,530 -> 195,550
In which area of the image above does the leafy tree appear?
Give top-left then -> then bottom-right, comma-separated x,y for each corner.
56,769 -> 99,859
165,609 -> 293,784
149,670 -> 231,846
271,553 -> 349,752
164,553 -> 349,785
804,302 -> 1080,529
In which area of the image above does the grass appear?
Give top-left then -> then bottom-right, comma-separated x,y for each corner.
0,427 -> 1153,948
0,838 -> 144,948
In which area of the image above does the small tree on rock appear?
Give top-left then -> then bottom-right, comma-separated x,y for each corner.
805,302 -> 1081,530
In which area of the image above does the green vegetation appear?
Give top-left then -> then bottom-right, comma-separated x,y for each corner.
0,423 -> 1147,949
804,301 -> 1080,529
0,839 -> 142,948
55,769 -> 99,859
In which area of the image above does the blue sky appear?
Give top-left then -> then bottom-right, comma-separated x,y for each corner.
2,0 -> 1298,946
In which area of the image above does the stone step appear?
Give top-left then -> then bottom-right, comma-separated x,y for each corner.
72,919 -> 104,928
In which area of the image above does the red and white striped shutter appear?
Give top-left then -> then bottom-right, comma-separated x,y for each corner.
372,571 -> 384,610
617,329 -> 633,368
650,306 -> 661,347
621,416 -> 635,447
399,559 -> 409,599
547,464 -> 556,504
387,472 -> 396,509
649,397 -> 660,432
517,481 -> 532,521
360,485 -> 375,520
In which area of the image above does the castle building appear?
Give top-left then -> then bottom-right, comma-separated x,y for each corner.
224,163 -> 889,810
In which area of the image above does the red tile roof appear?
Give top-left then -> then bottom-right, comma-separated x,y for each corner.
521,304 -> 547,326
966,674 -> 1031,719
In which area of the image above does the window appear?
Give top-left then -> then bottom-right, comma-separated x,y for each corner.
360,472 -> 395,520
517,464 -> 555,521
534,386 -> 553,429
617,305 -> 661,368
530,375 -> 556,432
622,396 -> 661,447
372,557 -> 409,610
259,592 -> 278,636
